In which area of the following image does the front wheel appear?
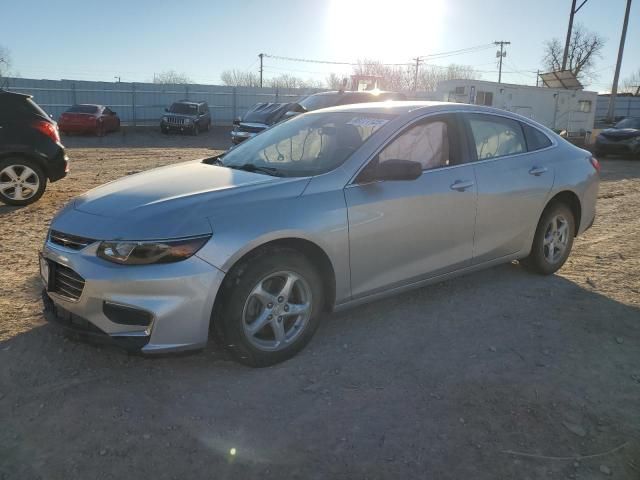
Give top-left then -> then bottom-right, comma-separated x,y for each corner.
521,202 -> 575,275
215,249 -> 324,367
192,123 -> 199,136
0,158 -> 47,206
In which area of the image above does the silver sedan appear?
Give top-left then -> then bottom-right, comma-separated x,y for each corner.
41,102 -> 599,366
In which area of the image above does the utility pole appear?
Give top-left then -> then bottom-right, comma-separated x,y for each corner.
494,41 -> 510,83
562,0 -> 590,71
258,53 -> 264,88
412,57 -> 423,91
607,0 -> 633,122
536,69 -> 540,87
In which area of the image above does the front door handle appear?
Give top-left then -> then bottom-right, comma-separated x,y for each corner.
529,166 -> 548,176
450,180 -> 474,191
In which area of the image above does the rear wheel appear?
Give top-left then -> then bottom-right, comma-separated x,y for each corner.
96,120 -> 105,137
521,202 -> 575,275
0,158 -> 47,206
215,249 -> 324,367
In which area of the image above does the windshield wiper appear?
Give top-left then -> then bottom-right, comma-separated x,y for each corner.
227,163 -> 283,177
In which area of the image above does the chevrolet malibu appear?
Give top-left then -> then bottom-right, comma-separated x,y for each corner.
41,102 -> 599,367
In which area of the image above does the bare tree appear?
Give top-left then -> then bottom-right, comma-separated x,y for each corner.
220,69 -> 260,87
267,74 -> 323,89
347,59 -> 479,92
0,45 -> 11,79
416,64 -> 479,92
620,68 -> 640,95
153,70 -> 192,84
542,24 -> 605,83
325,72 -> 347,90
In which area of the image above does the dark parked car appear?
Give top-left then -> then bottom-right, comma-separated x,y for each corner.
161,100 -> 211,135
595,117 -> 640,158
0,90 -> 68,206
231,90 -> 406,144
58,104 -> 120,136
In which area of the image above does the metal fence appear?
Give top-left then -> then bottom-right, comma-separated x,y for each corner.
595,95 -> 640,125
2,77 -> 435,126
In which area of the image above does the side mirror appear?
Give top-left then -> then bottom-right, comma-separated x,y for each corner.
164,107 -> 169,113
233,117 -> 241,126
372,159 -> 422,182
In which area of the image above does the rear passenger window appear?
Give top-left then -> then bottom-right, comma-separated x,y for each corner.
522,123 -> 552,151
467,114 -> 526,160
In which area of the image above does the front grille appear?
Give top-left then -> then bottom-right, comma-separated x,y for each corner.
50,262 -> 85,301
167,116 -> 186,125
49,230 -> 95,250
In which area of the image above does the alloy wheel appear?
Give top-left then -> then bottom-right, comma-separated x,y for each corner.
543,214 -> 569,264
242,271 -> 312,351
0,165 -> 40,201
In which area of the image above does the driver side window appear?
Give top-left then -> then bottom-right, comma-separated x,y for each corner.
378,119 -> 450,170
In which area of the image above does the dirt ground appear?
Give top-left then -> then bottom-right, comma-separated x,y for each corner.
1,129 -> 639,479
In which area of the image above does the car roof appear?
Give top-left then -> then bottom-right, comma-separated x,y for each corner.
0,89 -> 32,100
172,100 -> 205,105
309,90 -> 400,97
309,100 -> 538,118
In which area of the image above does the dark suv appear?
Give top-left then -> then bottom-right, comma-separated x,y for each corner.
231,90 -> 406,144
0,90 -> 68,206
161,100 -> 211,135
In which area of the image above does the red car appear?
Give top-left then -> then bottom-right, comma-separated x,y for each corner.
58,104 -> 120,136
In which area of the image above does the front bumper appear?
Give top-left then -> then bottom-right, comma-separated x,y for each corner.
40,239 -> 225,354
595,137 -> 640,156
230,130 -> 256,144
161,121 -> 196,133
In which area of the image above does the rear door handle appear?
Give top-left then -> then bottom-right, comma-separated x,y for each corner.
450,180 -> 474,191
529,166 -> 548,176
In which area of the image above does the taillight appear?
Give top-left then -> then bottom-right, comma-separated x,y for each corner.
32,120 -> 60,143
589,156 -> 601,173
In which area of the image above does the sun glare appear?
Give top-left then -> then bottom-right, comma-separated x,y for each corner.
327,0 -> 446,62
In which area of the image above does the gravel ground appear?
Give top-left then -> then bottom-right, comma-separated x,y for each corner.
1,130 -> 639,479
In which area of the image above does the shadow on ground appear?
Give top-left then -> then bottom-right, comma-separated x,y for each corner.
1,263 -> 639,479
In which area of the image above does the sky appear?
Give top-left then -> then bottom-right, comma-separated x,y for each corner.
2,0 -> 639,92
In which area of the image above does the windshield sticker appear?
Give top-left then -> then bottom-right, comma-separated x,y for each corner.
347,117 -> 389,128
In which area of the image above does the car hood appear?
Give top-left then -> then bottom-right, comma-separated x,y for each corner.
600,128 -> 640,139
52,160 -> 309,240
241,102 -> 303,126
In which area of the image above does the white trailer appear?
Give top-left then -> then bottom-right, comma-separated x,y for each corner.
435,79 -> 598,134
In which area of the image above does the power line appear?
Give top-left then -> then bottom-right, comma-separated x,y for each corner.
263,44 -> 496,68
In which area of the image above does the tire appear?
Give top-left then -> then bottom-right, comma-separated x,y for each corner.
521,202 -> 575,275
0,157 -> 48,206
205,120 -> 211,132
96,121 -> 105,137
215,248 -> 325,367
161,126 -> 169,134
192,123 -> 199,136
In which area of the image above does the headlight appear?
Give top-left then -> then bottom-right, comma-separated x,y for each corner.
97,235 -> 210,265
184,118 -> 192,124
162,116 -> 168,122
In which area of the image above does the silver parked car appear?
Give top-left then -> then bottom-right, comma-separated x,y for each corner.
41,102 -> 599,366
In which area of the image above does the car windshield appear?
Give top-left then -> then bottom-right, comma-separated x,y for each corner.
298,94 -> 343,111
614,118 -> 640,129
169,103 -> 198,114
221,111 -> 395,177
68,105 -> 99,114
